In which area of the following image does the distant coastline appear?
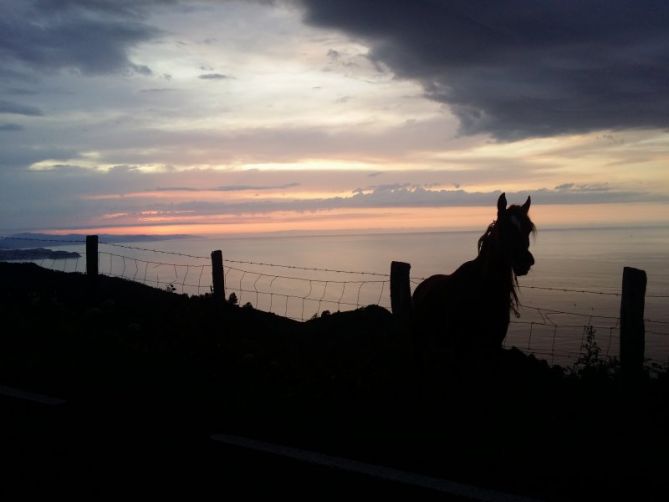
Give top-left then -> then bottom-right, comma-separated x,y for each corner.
0,233 -> 194,249
0,248 -> 81,260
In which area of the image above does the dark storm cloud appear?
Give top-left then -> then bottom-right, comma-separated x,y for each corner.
0,100 -> 44,116
0,0 -> 161,75
300,0 -> 669,140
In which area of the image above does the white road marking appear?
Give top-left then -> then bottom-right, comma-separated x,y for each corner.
0,385 -> 67,406
211,433 -> 540,502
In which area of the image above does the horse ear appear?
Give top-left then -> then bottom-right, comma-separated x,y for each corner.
497,193 -> 507,216
521,195 -> 531,214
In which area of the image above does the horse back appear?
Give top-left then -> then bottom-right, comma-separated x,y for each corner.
412,274 -> 450,311
412,261 -> 478,315
411,260 -> 508,351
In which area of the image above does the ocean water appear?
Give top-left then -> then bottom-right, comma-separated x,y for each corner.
8,226 -> 669,366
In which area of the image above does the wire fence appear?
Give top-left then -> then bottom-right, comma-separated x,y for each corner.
506,311 -> 621,367
99,251 -> 212,295
98,250 -> 391,321
2,235 -> 668,367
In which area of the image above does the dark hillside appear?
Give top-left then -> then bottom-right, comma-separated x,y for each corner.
1,262 -> 668,500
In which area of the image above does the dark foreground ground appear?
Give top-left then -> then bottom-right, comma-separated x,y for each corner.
5,395 -> 475,500
1,263 -> 668,500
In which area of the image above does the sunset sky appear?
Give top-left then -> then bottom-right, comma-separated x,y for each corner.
1,0 -> 668,236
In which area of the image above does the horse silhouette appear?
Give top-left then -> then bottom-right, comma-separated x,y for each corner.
412,193 -> 535,362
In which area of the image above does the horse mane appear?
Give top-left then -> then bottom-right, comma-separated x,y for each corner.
477,208 -> 536,316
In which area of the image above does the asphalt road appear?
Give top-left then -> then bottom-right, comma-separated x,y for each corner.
1,387 -> 535,501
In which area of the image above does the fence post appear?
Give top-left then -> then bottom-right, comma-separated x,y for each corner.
86,234 -> 98,296
86,235 -> 98,278
211,250 -> 225,301
391,261 -> 412,322
620,266 -> 646,380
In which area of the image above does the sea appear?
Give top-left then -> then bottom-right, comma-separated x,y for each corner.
7,226 -> 669,367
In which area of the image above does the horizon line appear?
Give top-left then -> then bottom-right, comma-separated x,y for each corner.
3,222 -> 669,242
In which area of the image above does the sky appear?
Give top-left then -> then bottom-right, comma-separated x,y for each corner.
1,0 -> 668,236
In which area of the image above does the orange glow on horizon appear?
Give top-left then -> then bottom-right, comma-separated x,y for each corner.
39,203 -> 669,237
83,189 -> 349,202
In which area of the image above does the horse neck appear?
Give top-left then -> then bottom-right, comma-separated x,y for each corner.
474,248 -> 516,301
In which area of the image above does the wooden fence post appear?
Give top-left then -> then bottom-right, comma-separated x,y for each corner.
86,234 -> 98,296
620,266 -> 647,380
211,250 -> 225,301
391,261 -> 412,322
86,235 -> 98,278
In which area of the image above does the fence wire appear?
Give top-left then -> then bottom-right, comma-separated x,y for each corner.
222,263 -> 389,321
98,252 -> 212,295
507,313 -> 622,367
93,252 -> 391,321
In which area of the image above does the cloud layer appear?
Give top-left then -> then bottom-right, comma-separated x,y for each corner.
0,0 -> 159,75
0,1 -> 667,233
0,100 -> 43,116
300,0 -> 669,140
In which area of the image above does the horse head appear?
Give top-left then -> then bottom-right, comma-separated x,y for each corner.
495,193 -> 535,276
